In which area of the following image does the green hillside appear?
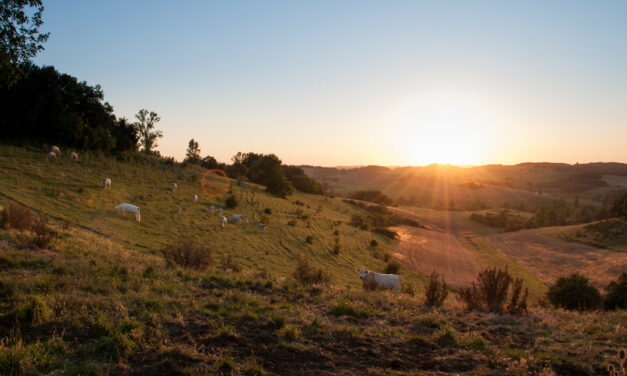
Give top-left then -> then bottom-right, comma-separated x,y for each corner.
0,144 -> 425,290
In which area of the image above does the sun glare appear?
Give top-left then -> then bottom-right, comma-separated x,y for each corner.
394,94 -> 495,166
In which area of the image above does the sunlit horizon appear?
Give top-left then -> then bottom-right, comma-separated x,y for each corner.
33,1 -> 627,166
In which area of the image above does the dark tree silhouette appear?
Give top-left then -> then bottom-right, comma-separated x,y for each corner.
134,109 -> 162,153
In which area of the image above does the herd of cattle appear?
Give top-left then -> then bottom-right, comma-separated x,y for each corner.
46,146 -> 400,292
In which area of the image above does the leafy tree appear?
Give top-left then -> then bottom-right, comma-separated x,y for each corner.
0,0 -> 49,86
547,273 -> 601,311
134,109 -> 162,153
184,138 -> 201,163
604,272 -> 627,310
283,166 -> 325,194
0,63 -> 137,151
201,155 -> 219,169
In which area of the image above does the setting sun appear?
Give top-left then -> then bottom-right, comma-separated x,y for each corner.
394,94 -> 495,165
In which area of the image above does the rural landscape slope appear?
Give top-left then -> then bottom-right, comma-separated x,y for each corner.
0,145 -> 626,375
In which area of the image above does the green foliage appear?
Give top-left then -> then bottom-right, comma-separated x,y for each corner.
0,0 -> 49,86
283,166 -> 325,195
603,273 -> 627,310
349,190 -> 393,205
460,267 -> 528,315
384,260 -> 401,274
161,240 -> 213,270
292,254 -> 330,285
184,138 -> 201,163
547,273 -> 601,311
227,152 -> 295,197
611,193 -> 627,218
424,270 -> 448,308
225,194 -> 239,209
134,109 -> 162,153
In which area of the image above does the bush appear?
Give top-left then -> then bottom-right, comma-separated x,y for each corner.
547,273 -> 601,311
424,270 -> 448,308
264,207 -> 272,215
287,220 -> 296,226
373,228 -> 398,240
459,267 -> 528,315
0,203 -> 34,230
31,217 -> 57,249
370,239 -> 378,247
220,254 -> 241,272
305,235 -> 314,244
225,194 -> 239,209
292,254 -> 330,285
161,240 -> 213,270
384,260 -> 401,274
604,273 -> 627,310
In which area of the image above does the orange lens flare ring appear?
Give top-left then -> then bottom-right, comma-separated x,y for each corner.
200,169 -> 231,198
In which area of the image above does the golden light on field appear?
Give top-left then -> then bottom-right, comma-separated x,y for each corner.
394,93 -> 495,166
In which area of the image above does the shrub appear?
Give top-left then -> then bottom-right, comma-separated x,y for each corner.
161,240 -> 213,270
424,270 -> 448,308
225,194 -> 239,209
459,267 -> 528,314
264,207 -> 272,215
384,260 -> 401,274
220,254 -> 241,272
292,254 -> 330,285
547,273 -> 601,311
373,228 -> 398,239
333,229 -> 339,236
305,235 -> 314,244
604,273 -> 627,310
0,203 -> 34,230
370,239 -> 378,247
31,217 -> 57,249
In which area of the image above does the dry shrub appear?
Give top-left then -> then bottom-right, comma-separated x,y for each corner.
31,217 -> 57,249
1,203 -> 34,230
161,240 -> 213,270
293,253 -> 330,285
424,270 -> 448,308
384,260 -> 401,274
459,266 -> 528,315
220,254 -> 241,272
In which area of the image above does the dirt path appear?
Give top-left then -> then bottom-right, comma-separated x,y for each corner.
391,226 -> 481,287
486,230 -> 627,288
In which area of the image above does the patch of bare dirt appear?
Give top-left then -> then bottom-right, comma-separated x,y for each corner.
390,226 -> 481,287
486,230 -> 627,288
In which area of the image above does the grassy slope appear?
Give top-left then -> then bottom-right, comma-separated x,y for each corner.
0,144 -> 424,290
539,219 -> 627,253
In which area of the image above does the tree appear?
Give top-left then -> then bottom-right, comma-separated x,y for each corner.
1,0 -> 49,86
134,109 -> 162,153
547,273 -> 601,311
184,138 -> 201,163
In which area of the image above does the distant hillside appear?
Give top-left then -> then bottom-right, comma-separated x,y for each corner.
302,162 -> 627,210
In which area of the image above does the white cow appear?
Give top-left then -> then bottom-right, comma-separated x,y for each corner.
47,151 -> 56,160
257,223 -> 267,232
216,208 -> 223,216
50,146 -> 60,155
220,216 -> 228,228
192,194 -> 198,203
357,267 -> 401,293
170,183 -> 177,192
230,214 -> 249,224
102,178 -> 111,190
115,203 -> 141,222
209,205 -> 215,214
69,152 -> 79,161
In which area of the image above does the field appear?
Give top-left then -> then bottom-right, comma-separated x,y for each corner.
0,144 -> 625,374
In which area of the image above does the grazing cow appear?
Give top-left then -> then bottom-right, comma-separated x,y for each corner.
216,208 -> 223,216
356,267 -> 401,293
230,214 -> 249,224
69,152 -> 79,161
115,203 -> 141,222
220,216 -> 228,228
50,146 -> 60,155
192,194 -> 198,203
257,223 -> 267,232
47,151 -> 56,160
102,178 -> 111,190
209,205 -> 215,214
170,183 -> 177,192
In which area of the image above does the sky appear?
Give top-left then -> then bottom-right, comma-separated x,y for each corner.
33,1 -> 627,166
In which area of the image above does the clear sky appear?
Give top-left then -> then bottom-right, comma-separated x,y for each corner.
34,1 -> 627,166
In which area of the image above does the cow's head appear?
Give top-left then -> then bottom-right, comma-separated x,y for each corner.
356,267 -> 368,279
